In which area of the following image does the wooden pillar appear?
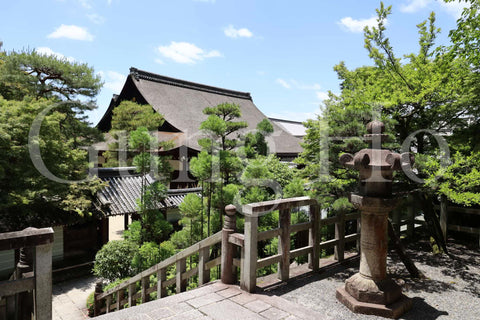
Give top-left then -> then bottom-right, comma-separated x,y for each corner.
176,259 -> 187,293
157,269 -> 167,298
34,242 -> 52,320
335,210 -> 345,262
128,283 -> 136,307
141,277 -> 149,303
117,289 -> 124,310
199,247 -> 210,286
308,204 -> 320,271
278,209 -> 291,281
105,295 -> 111,314
221,204 -> 237,284
440,195 -> 448,242
93,281 -> 103,316
124,213 -> 129,230
242,214 -> 258,293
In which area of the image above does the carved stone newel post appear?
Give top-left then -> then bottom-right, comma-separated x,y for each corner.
336,120 -> 413,318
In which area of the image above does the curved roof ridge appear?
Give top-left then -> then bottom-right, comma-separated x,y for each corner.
130,67 -> 252,100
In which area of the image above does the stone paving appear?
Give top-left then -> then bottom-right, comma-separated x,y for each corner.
96,281 -> 324,320
52,275 -> 97,320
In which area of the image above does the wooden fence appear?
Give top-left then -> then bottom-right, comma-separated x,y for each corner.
94,231 -> 222,315
227,196 -> 360,292
389,194 -> 480,245
0,227 -> 54,320
93,196 -> 361,315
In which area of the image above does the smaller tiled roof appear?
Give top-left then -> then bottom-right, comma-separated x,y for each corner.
97,167 -> 201,216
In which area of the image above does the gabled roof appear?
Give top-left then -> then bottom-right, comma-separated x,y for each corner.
98,68 -> 302,155
269,118 -> 307,137
97,167 -> 201,216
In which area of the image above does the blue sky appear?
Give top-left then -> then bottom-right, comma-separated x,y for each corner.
0,0 -> 467,125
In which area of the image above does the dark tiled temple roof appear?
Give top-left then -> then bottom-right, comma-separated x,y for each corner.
97,167 -> 201,216
97,68 -> 302,155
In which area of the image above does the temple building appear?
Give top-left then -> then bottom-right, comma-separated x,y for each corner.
95,67 -> 303,188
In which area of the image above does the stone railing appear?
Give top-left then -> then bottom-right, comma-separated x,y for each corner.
93,196 -> 361,315
0,227 -> 54,320
94,231 -> 222,315
223,196 -> 360,292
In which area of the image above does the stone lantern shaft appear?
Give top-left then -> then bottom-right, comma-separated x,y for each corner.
336,120 -> 413,319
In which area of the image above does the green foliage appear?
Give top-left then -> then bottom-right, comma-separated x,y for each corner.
201,103 -> 247,151
447,0 -> 480,67
422,151 -> 480,206
132,242 -> 162,272
86,291 -> 95,317
123,220 -> 142,245
111,101 -> 164,132
0,97 -> 106,231
159,240 -> 177,260
298,2 -> 480,209
0,48 -> 102,102
242,119 -> 274,158
93,240 -> 138,282
284,178 -> 306,198
178,193 -> 204,245
137,182 -> 172,243
0,48 -> 105,231
191,103 -> 248,235
263,155 -> 296,188
331,197 -> 354,213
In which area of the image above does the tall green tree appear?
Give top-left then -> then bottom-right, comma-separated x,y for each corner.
128,127 -> 172,243
0,48 -> 105,231
0,49 -> 102,101
192,103 -> 247,235
298,2 -> 479,209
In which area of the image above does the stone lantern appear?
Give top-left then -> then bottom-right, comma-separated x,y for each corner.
336,120 -> 413,318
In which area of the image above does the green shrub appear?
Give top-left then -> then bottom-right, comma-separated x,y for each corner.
86,291 -> 94,317
93,240 -> 138,282
132,242 -> 162,272
123,220 -> 142,245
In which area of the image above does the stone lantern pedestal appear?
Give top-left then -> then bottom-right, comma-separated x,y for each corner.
336,121 -> 413,318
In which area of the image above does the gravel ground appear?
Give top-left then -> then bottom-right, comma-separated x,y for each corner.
267,239 -> 480,320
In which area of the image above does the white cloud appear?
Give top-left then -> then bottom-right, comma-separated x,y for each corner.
439,1 -> 469,19
291,80 -> 321,90
78,0 -> 92,9
107,0 -> 113,4
87,13 -> 105,24
156,41 -> 222,64
35,47 -> 75,62
338,16 -> 379,33
224,25 -> 253,38
316,91 -> 330,101
276,78 -> 322,91
400,0 -> 431,13
47,24 -> 94,41
98,71 -> 125,93
154,58 -> 164,65
399,0 -> 468,18
276,78 -> 291,89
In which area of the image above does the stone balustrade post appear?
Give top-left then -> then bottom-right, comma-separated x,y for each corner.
94,281 -> 104,316
221,204 -> 237,284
